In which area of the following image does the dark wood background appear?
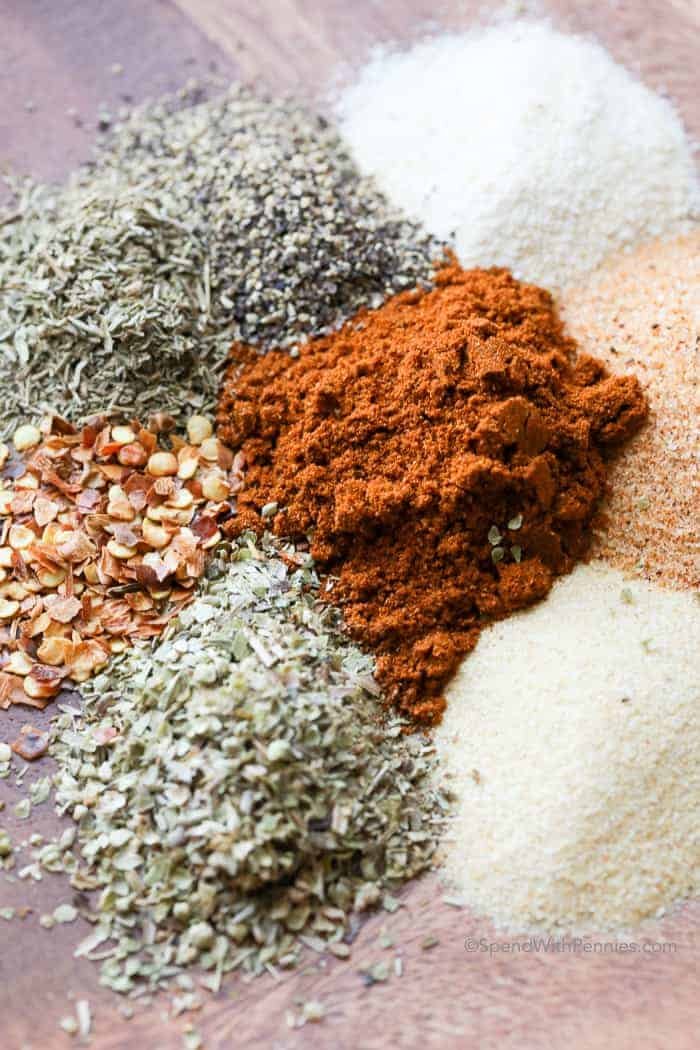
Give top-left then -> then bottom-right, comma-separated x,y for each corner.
1,2 -> 699,1048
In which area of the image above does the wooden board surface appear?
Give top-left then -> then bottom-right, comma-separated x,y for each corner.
1,2 -> 699,1048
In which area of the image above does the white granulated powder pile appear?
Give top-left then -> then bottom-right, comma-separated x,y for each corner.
337,21 -> 699,289
435,564 -> 700,933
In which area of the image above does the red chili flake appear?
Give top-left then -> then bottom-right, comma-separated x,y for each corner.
11,724 -> 49,761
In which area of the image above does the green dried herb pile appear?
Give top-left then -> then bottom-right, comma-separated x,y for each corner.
47,535 -> 449,991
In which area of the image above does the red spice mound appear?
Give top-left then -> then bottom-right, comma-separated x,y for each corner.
218,264 -> 647,725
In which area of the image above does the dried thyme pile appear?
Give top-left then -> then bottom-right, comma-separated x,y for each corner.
0,85 -> 438,440
48,535 -> 448,992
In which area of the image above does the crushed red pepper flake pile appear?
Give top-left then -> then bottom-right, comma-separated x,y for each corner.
0,414 -> 241,709
218,263 -> 648,725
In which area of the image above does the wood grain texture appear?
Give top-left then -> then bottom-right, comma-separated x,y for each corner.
0,0 -> 237,191
1,2 -> 699,1048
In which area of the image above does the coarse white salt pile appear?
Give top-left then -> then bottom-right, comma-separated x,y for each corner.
435,563 -> 700,933
337,20 -> 699,289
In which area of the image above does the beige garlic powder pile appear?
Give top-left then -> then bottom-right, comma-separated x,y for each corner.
435,563 -> 700,933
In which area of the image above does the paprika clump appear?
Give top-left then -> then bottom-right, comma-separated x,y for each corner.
218,264 -> 647,725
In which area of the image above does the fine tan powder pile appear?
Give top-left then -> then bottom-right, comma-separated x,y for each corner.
435,563 -> 700,933
560,231 -> 700,589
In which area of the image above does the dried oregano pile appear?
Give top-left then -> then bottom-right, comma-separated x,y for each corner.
45,535 -> 448,991
0,84 -> 438,439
